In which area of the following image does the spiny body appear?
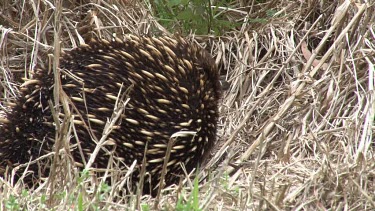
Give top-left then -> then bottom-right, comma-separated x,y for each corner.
0,35 -> 219,195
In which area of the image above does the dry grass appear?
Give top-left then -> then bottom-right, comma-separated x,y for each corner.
1,0 -> 375,210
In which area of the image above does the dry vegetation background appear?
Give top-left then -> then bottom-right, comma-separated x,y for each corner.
0,0 -> 375,210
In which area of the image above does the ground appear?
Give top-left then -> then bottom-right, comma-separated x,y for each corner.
0,0 -> 374,210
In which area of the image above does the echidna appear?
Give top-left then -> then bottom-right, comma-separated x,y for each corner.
0,35 -> 220,195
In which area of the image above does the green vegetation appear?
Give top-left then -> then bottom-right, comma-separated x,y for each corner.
175,177 -> 201,211
148,0 -> 237,35
5,195 -> 20,211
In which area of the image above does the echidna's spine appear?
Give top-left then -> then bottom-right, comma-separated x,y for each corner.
0,68 -> 55,176
0,35 -> 220,195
